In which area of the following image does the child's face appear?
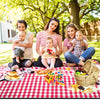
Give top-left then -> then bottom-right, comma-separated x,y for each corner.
19,33 -> 25,41
76,32 -> 83,40
46,39 -> 53,48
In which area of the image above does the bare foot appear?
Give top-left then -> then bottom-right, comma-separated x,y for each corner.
67,63 -> 76,67
78,60 -> 84,66
12,65 -> 19,70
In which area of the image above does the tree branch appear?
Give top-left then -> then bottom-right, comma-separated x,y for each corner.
24,6 -> 34,11
51,2 -> 59,17
80,7 -> 88,19
20,3 -> 45,15
24,6 -> 50,20
84,8 -> 97,15
55,8 -> 67,18
60,2 -> 69,13
54,2 -> 69,18
80,8 -> 97,19
80,1 -> 99,19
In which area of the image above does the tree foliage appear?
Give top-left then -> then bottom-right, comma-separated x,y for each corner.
0,0 -> 100,38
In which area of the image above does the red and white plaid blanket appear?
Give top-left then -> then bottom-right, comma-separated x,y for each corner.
0,66 -> 100,98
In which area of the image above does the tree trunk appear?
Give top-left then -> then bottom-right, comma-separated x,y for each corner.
69,0 -> 80,29
61,22 -> 65,40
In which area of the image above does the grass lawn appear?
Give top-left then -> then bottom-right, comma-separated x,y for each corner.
0,42 -> 100,66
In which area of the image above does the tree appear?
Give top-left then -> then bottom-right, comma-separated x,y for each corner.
1,0 -> 100,39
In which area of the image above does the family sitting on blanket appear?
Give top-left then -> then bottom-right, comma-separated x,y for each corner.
2,18 -> 95,70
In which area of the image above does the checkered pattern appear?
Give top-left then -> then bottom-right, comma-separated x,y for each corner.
0,67 -> 100,98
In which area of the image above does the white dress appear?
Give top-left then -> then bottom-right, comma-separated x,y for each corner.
42,47 -> 56,64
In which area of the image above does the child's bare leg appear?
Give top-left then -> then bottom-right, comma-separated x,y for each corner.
50,58 -> 55,69
25,60 -> 32,67
42,58 -> 49,68
11,65 -> 19,70
16,57 -> 20,63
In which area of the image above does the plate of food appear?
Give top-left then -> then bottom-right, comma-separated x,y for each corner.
36,69 -> 53,76
5,71 -> 24,81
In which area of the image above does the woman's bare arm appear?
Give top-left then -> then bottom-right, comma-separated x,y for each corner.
13,33 -> 33,48
57,35 -> 63,55
63,46 -> 68,54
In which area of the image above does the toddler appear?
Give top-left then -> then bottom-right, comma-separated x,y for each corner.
71,30 -> 88,58
13,31 -> 28,63
41,37 -> 57,69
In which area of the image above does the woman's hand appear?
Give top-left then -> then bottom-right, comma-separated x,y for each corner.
40,47 -> 45,56
12,39 -> 20,49
51,51 -> 56,56
73,41 -> 76,47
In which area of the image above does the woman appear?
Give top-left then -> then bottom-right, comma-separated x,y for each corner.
33,18 -> 63,68
63,24 -> 95,67
8,20 -> 33,69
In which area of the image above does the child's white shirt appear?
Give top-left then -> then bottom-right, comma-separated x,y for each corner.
14,39 -> 28,51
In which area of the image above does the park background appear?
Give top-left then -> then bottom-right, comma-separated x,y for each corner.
0,0 -> 100,65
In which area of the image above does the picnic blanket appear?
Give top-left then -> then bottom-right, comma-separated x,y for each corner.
0,65 -> 100,98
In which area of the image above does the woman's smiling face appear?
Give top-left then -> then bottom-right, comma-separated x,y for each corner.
67,27 -> 76,39
48,20 -> 58,32
17,23 -> 26,31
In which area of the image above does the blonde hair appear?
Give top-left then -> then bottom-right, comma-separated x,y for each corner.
46,37 -> 53,43
65,23 -> 79,39
76,30 -> 83,35
18,31 -> 26,37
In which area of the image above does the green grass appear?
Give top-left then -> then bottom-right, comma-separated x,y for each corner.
0,42 -> 100,65
88,42 -> 100,62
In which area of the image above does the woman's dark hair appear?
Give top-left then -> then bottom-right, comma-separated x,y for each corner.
44,18 -> 60,34
17,20 -> 27,29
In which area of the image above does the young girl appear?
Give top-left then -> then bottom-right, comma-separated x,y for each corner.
71,30 -> 88,58
13,31 -> 28,64
41,37 -> 57,69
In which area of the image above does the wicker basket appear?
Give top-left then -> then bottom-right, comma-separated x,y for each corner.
74,59 -> 100,87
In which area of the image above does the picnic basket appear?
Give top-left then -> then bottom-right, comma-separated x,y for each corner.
74,59 -> 100,87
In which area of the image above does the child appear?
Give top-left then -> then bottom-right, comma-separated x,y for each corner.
71,30 -> 88,58
13,31 -> 28,63
41,37 -> 57,69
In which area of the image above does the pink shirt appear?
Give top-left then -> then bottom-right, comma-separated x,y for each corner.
36,31 -> 62,50
63,38 -> 72,50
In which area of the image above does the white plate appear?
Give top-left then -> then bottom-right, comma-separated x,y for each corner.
5,74 -> 24,81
